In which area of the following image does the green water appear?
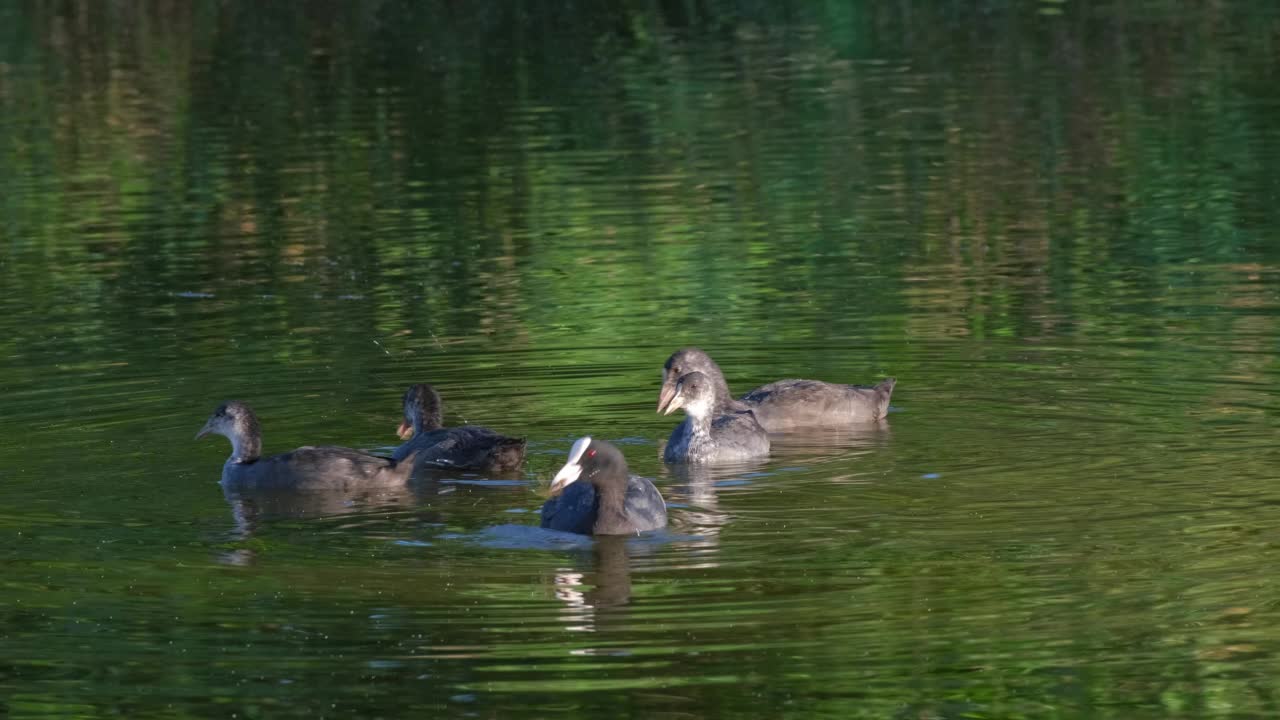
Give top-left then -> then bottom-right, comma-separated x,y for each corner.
3,2 -> 1280,717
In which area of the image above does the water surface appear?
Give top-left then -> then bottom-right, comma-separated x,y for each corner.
3,2 -> 1280,717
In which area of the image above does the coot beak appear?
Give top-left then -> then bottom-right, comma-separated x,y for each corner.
195,420 -> 213,440
660,384 -> 684,416
549,461 -> 581,496
550,436 -> 592,495
657,375 -> 677,414
396,419 -> 414,440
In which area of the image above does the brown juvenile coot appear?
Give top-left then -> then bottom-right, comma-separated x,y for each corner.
660,371 -> 770,463
196,401 -> 418,490
658,347 -> 896,431
391,384 -> 526,473
540,437 -> 667,536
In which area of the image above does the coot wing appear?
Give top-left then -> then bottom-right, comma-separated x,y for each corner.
394,426 -> 526,471
623,476 -> 668,532
224,446 -> 408,491
707,410 -> 771,459
743,378 -> 894,429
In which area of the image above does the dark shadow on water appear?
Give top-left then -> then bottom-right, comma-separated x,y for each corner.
434,525 -> 683,631
449,528 -> 684,632
214,466 -> 532,564
660,457 -> 768,537
653,421 -> 891,534
766,419 -> 892,459
409,461 -> 531,487
222,484 -> 427,537
454,523 -> 595,551
454,522 -> 697,551
216,482 -> 436,565
218,465 -> 530,533
554,535 -> 634,620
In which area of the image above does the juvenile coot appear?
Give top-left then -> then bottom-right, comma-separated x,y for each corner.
540,437 -> 667,536
660,370 -> 770,463
391,384 -> 526,472
658,347 -> 895,430
196,401 -> 418,490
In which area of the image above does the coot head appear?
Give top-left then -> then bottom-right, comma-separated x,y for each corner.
196,401 -> 256,440
549,436 -> 629,496
658,347 -> 732,414
196,401 -> 263,462
658,371 -> 723,419
398,384 -> 444,439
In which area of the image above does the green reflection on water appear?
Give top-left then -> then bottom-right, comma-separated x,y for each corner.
2,1 -> 1280,718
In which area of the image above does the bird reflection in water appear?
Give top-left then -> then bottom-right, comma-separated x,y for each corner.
214,467 -> 502,565
552,536 -> 637,634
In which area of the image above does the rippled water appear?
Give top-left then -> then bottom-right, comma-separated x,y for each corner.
4,2 -> 1280,717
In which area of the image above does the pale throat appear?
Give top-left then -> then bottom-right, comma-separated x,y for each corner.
686,397 -> 716,431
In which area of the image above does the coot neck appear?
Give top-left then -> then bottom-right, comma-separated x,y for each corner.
592,476 -> 631,533
689,393 -> 732,434
708,370 -> 734,405
414,405 -> 443,433
229,422 -> 262,464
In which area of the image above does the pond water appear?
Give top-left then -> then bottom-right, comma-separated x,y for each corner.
3,2 -> 1280,717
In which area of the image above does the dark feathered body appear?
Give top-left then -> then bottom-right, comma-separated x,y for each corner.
394,384 -> 526,473
197,401 -> 416,491
660,348 -> 895,431
540,437 -> 667,536
741,377 -> 896,430
392,425 -> 526,472
660,371 -> 770,463
664,408 -> 770,463
221,446 -> 416,491
540,473 -> 667,536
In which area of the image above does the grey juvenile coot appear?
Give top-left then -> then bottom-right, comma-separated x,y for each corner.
391,384 -> 526,472
540,437 -> 667,536
660,370 -> 770,463
658,347 -> 896,431
196,401 -> 418,490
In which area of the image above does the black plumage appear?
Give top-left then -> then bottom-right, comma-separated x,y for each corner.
540,437 -> 666,536
391,384 -> 526,473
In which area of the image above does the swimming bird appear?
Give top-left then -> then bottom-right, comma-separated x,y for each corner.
196,401 -> 418,490
660,370 -> 770,463
390,384 -> 526,472
658,347 -> 895,431
540,437 -> 667,536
